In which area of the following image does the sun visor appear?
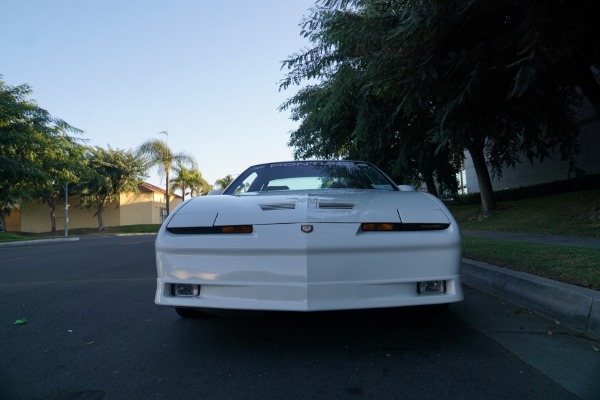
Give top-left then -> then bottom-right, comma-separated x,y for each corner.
167,212 -> 218,228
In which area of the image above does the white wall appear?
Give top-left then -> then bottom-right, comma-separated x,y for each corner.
464,101 -> 600,192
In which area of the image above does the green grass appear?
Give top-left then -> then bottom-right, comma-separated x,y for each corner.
450,190 -> 600,289
0,224 -> 161,242
462,236 -> 600,290
449,189 -> 600,238
0,231 -> 29,242
67,224 -> 161,235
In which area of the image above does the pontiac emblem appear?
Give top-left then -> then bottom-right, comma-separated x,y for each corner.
301,225 -> 313,233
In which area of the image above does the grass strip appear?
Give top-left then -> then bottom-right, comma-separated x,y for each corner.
67,224 -> 161,235
462,236 -> 600,290
0,232 -> 28,242
449,189 -> 600,238
0,224 -> 161,242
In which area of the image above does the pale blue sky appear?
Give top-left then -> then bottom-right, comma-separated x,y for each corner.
1,0 -> 316,189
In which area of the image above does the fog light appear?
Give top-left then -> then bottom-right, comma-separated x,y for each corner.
418,280 -> 445,294
174,284 -> 200,297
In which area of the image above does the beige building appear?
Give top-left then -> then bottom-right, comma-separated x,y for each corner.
9,182 -> 183,233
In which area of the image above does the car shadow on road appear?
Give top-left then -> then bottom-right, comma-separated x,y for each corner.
166,306 -> 467,354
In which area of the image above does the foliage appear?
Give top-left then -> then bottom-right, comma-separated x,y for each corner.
188,169 -> 213,196
170,161 -> 212,199
34,137 -> 88,232
0,78 -> 83,230
280,0 -> 600,213
214,174 -> 234,190
137,137 -> 195,214
77,146 -> 147,230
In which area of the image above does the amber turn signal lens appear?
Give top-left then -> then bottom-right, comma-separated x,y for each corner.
361,223 -> 399,231
218,225 -> 253,234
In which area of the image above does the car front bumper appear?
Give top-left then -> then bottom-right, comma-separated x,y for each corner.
154,222 -> 463,311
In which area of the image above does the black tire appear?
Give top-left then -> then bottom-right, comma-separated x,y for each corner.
175,307 -> 205,318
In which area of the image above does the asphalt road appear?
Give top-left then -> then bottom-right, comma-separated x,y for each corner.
0,235 -> 596,400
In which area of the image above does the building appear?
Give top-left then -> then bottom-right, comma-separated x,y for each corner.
7,182 -> 182,233
463,99 -> 600,193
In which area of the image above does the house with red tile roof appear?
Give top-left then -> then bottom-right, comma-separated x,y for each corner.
8,183 -> 183,233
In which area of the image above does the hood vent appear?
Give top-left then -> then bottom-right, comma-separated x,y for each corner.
259,203 -> 297,211
318,202 -> 355,210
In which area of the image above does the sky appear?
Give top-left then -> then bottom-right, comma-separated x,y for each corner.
1,0 -> 317,190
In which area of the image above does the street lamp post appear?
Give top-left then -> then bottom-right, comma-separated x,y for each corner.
64,183 -> 69,237
158,130 -> 170,217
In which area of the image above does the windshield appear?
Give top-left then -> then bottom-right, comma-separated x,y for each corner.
223,161 -> 398,195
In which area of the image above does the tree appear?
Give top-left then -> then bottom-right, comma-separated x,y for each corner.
170,160 -> 193,201
0,78 -> 82,230
170,161 -> 211,199
280,67 -> 461,195
137,138 -> 194,215
280,1 -> 464,196
34,137 -> 88,232
189,170 -> 212,196
281,0 -> 599,214
214,174 -> 234,190
78,146 -> 147,231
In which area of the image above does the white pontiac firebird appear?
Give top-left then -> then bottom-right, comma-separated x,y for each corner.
155,161 -> 463,317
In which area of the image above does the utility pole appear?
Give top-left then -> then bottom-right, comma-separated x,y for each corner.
159,130 -> 170,216
64,183 -> 69,237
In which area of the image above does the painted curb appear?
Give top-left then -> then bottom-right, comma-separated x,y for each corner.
462,258 -> 600,340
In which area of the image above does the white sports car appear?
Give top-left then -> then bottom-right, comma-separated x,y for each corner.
155,161 -> 463,317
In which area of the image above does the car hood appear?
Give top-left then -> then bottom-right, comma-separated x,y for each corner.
165,190 -> 453,228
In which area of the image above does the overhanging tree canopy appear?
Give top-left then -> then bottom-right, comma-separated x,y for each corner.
281,0 -> 599,213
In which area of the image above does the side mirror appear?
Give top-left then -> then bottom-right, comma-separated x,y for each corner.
207,189 -> 224,196
398,184 -> 416,192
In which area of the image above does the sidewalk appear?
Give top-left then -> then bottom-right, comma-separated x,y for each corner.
461,230 -> 600,340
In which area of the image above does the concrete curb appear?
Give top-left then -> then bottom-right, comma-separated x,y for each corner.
0,233 -> 155,247
0,237 -> 80,247
462,258 -> 600,340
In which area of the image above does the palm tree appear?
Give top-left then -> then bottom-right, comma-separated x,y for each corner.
137,138 -> 194,215
188,169 -> 212,196
170,161 -> 191,201
172,163 -> 212,198
214,174 -> 234,190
